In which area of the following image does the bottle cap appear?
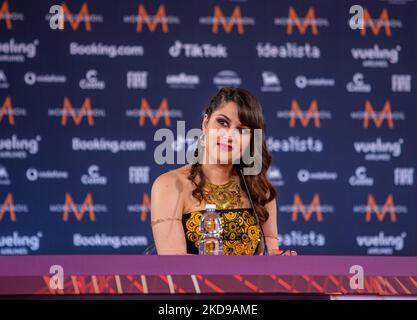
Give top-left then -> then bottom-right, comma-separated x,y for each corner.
205,204 -> 216,210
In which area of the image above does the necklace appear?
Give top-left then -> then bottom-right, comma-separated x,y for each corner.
202,179 -> 243,210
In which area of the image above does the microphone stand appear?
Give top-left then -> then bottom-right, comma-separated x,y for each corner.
236,165 -> 269,256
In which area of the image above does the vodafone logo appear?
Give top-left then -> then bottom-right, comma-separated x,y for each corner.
24,72 -> 66,85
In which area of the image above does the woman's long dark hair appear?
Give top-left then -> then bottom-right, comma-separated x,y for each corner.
188,87 -> 276,225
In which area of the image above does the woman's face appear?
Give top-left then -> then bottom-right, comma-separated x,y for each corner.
202,102 -> 251,165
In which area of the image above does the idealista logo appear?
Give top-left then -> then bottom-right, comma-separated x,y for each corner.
49,193 -> 108,222
353,194 -> 407,223
0,38 -> 39,63
47,97 -> 105,126
169,41 -> 228,58
276,99 -> 331,128
256,42 -> 320,59
199,5 -> 255,34
279,230 -> 325,247
0,231 -> 42,255
0,192 -> 29,222
356,232 -> 406,255
0,134 -> 41,159
353,137 -> 403,161
274,6 -> 329,35
127,193 -> 151,222
0,96 -> 27,125
126,97 -> 182,127
279,193 -> 334,222
46,2 -> 103,31
123,4 -> 179,32
0,0 -> 24,30
350,100 -> 404,129
350,7 -> 402,37
267,136 -> 323,153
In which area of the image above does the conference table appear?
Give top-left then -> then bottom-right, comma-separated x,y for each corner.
0,255 -> 416,299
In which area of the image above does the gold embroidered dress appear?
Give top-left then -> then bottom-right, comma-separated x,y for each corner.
182,179 -> 262,255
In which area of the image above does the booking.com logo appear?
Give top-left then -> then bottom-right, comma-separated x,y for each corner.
153,121 -> 263,175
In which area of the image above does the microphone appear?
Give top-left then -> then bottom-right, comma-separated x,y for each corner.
235,164 -> 269,256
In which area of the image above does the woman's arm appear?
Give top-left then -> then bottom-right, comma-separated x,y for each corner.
262,197 -> 280,251
261,196 -> 298,256
151,172 -> 189,255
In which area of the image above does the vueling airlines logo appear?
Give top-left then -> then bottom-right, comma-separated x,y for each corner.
212,5 -> 245,34
0,96 -> 14,125
59,2 -> 104,31
290,99 -> 320,128
138,98 -> 171,127
62,192 -> 96,222
61,97 -> 94,126
291,194 -> 324,222
365,194 -> 396,222
136,4 -> 169,32
0,192 -> 16,222
361,8 -> 392,37
287,6 -> 318,35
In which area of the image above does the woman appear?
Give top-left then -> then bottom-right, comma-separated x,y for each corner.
151,87 -> 296,256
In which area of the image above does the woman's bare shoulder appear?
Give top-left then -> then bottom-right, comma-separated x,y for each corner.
152,164 -> 193,191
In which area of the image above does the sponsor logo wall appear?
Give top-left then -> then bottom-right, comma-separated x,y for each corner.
0,0 -> 416,255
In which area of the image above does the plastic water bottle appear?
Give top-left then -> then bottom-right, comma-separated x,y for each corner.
199,204 -> 223,255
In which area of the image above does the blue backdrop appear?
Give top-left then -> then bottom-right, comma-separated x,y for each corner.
0,0 -> 416,256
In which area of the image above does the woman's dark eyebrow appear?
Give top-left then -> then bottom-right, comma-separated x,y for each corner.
217,114 -> 248,128
217,114 -> 231,121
